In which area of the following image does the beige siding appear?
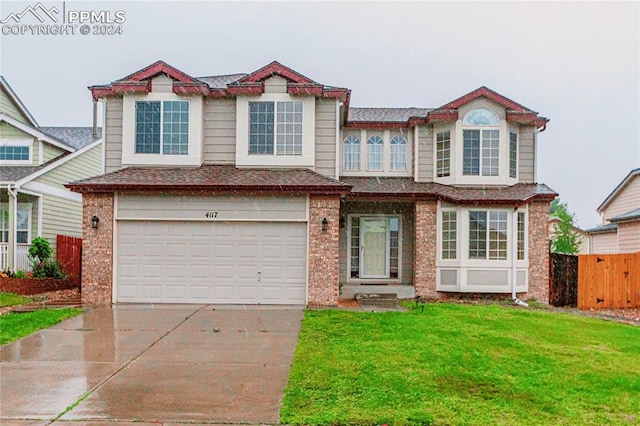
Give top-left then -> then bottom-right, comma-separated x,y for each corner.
518,125 -> 535,183
42,143 -> 65,162
34,144 -> 102,189
104,97 -> 123,173
41,195 -> 83,253
264,76 -> 288,94
618,222 -> 640,253
602,176 -> 640,222
117,194 -> 307,221
590,232 -> 619,254
338,202 -> 414,285
203,98 -> 236,164
417,125 -> 434,182
315,99 -> 336,178
0,88 -> 30,124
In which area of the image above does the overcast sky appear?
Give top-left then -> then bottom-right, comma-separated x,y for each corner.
1,1 -> 638,227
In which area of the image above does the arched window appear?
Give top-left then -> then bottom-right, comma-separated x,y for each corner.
343,135 -> 360,171
462,108 -> 500,126
462,108 -> 500,176
367,136 -> 383,171
390,136 -> 407,170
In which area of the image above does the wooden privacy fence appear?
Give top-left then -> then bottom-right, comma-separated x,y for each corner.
577,253 -> 640,309
549,253 -> 578,307
56,235 -> 82,286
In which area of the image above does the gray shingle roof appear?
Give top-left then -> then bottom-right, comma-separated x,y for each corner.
39,127 -> 102,150
196,74 -> 247,89
584,223 -> 618,234
609,208 -> 640,223
348,107 -> 433,122
0,165 -> 44,182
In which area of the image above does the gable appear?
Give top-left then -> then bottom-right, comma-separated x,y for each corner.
0,77 -> 38,127
600,173 -> 640,221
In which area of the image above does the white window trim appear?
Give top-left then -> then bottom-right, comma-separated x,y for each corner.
341,129 -> 412,177
436,202 -> 528,292
122,92 -> 203,167
236,93 -> 315,168
134,100 -> 190,156
347,214 -> 402,283
509,129 -> 519,179
0,202 -> 32,244
343,135 -> 361,171
0,138 -> 33,165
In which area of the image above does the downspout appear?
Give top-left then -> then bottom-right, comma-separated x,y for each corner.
512,207 -> 528,307
335,101 -> 343,181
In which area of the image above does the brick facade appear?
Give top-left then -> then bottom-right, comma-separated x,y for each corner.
307,195 -> 341,306
414,200 -> 438,298
527,200 -> 551,302
81,192 -> 114,305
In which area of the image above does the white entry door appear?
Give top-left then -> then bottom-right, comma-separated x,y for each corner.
360,218 -> 389,278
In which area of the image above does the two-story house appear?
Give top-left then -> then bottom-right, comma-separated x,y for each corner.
586,168 -> 640,254
1,76 -> 102,272
68,61 -> 556,306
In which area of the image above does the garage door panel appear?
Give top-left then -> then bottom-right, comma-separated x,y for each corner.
117,221 -> 306,304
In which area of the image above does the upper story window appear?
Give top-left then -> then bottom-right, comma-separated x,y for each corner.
436,131 -> 451,177
509,132 -> 518,178
367,136 -> 383,171
343,135 -> 360,170
135,101 -> 189,155
462,108 -> 500,177
390,136 -> 407,171
0,146 -> 29,161
249,101 -> 303,156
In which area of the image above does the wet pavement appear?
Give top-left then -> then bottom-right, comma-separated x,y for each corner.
1,304 -> 304,424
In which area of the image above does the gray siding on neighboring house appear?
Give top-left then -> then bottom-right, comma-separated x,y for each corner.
314,99 -> 337,178
104,97 -> 123,173
518,125 -> 535,183
338,201 -> 414,285
203,98 -> 236,164
416,125 -> 434,182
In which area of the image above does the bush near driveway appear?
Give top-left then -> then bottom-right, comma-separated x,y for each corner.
281,304 -> 640,426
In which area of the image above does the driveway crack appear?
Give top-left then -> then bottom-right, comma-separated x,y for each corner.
47,305 -> 207,424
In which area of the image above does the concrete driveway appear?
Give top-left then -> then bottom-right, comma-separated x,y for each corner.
1,304 -> 304,424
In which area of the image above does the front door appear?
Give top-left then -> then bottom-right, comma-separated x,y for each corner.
361,218 -> 389,278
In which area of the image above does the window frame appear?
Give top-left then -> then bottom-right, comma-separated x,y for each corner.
0,203 -> 32,245
468,209 -> 508,260
436,130 -> 451,178
248,100 -> 304,156
134,100 -> 190,156
0,139 -> 33,165
389,135 -> 407,171
441,209 -> 457,260
366,135 -> 384,171
509,131 -> 518,179
343,135 -> 361,171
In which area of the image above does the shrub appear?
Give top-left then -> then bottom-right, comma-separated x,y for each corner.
32,259 -> 65,279
14,270 -> 27,279
28,237 -> 52,265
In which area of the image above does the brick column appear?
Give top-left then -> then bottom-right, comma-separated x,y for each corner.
307,195 -> 340,306
82,192 -> 114,305
414,200 -> 438,298
527,201 -> 550,303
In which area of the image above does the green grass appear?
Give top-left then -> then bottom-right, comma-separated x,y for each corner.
0,308 -> 82,345
281,304 -> 640,425
0,292 -> 32,307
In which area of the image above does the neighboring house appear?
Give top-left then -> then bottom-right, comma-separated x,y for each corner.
0,76 -> 103,271
548,217 -> 590,254
67,61 -> 556,306
586,168 -> 640,254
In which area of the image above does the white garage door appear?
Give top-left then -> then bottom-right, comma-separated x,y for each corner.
116,221 -> 307,304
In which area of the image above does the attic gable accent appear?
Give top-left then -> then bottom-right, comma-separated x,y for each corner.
119,60 -> 199,84
236,61 -> 316,85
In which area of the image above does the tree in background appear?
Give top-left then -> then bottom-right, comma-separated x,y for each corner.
550,199 -> 581,255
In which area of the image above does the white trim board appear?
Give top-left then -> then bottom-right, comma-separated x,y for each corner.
21,181 -> 82,203
0,113 -> 73,152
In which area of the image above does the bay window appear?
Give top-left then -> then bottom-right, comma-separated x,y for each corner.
367,136 -> 383,171
343,135 -> 360,170
462,108 -> 500,177
390,136 -> 407,170
436,131 -> 451,177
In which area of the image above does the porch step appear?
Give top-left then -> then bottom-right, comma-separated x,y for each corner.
355,293 -> 398,309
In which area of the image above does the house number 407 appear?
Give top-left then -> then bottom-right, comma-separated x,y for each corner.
205,211 -> 219,218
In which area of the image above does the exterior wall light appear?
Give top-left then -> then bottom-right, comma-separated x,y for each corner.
91,215 -> 100,229
321,217 -> 328,232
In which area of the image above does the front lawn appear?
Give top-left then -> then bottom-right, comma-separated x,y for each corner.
0,308 -> 82,345
0,292 -> 32,307
281,304 -> 640,425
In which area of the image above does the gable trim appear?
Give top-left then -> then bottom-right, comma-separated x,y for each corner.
0,76 -> 38,127
597,168 -> 640,213
0,113 -> 74,152
237,61 -> 315,84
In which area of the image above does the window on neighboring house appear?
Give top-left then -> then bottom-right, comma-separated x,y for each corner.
367,136 -> 383,170
390,136 -> 407,170
441,211 -> 457,259
249,101 -> 303,156
469,210 -> 508,260
509,132 -> 518,178
462,108 -> 500,176
517,212 -> 526,260
436,131 -> 451,177
135,100 -> 189,155
0,207 -> 29,244
343,135 -> 360,170
0,146 -> 30,161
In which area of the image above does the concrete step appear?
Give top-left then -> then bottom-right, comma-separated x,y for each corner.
355,293 -> 398,309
